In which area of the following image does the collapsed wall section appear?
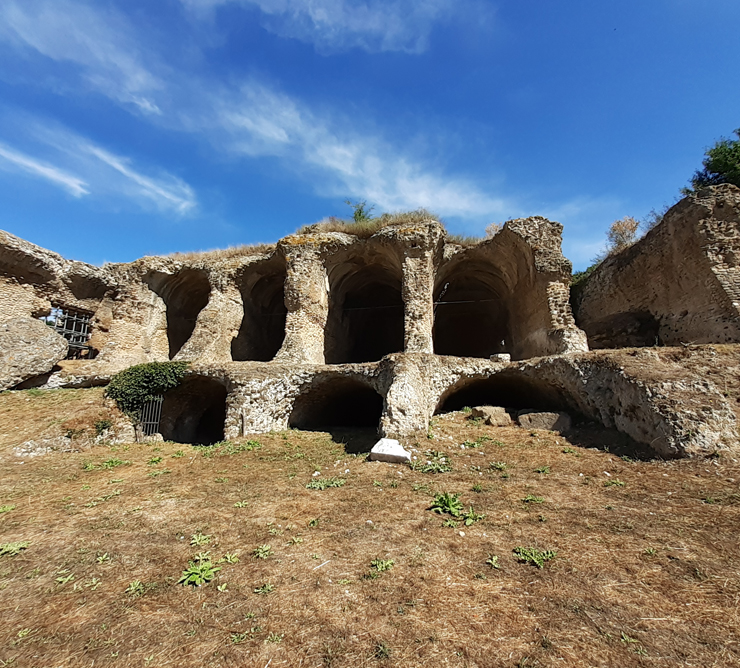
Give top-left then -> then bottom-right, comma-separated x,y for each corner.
574,185 -> 740,348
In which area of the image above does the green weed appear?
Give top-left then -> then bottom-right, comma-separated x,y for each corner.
178,561 -> 220,587
522,494 -> 545,504
486,555 -> 500,569
430,491 -> 463,516
370,558 -> 394,572
513,546 -> 557,568
306,477 -> 346,490
253,544 -> 273,559
0,505 -> 16,514
253,583 -> 274,594
410,450 -> 452,474
125,580 -> 146,596
190,533 -> 211,547
0,542 -> 29,557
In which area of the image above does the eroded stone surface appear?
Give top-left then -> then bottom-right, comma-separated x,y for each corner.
471,405 -> 512,426
517,410 -> 571,433
574,184 -> 740,349
0,318 -> 68,390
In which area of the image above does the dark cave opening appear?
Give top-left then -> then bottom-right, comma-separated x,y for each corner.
288,378 -> 384,430
325,264 -> 404,364
159,376 -> 227,445
433,271 -> 511,359
436,375 -> 568,414
146,269 -> 211,359
231,269 -> 287,361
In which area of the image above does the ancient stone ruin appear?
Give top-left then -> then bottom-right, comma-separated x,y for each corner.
2,185 -> 740,458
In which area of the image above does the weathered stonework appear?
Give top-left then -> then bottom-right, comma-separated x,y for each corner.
2,211 -> 738,458
574,184 -> 740,349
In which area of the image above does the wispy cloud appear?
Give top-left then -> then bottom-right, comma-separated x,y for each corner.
0,0 -> 163,113
0,142 -> 89,196
86,146 -> 196,214
0,0 -> 506,223
181,0 -> 458,53
0,113 -> 197,214
204,82 -> 515,218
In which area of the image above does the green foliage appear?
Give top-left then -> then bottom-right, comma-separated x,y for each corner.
125,580 -> 146,596
0,504 -> 16,514
409,450 -> 452,474
0,541 -> 29,557
370,558 -> 394,572
430,491 -> 463,517
460,506 -> 485,526
253,582 -> 274,594
94,418 -> 112,436
486,554 -> 500,569
534,466 -> 550,474
178,560 -> 221,586
190,532 -> 211,546
306,477 -> 346,490
148,456 -> 163,465
105,361 -> 189,421
345,198 -> 375,222
522,494 -> 544,504
252,544 -> 273,559
234,500 -> 249,508
513,546 -> 557,568
691,129 -> 740,190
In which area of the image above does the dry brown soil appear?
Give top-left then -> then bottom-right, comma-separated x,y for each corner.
1,387 -> 739,667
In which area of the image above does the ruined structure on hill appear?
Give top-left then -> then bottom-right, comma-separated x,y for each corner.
2,190 -> 739,458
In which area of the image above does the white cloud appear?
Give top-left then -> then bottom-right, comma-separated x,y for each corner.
0,142 -> 89,196
182,0 -> 457,53
0,0 -> 162,113
0,113 -> 197,214
205,82 -> 514,218
86,146 -> 196,214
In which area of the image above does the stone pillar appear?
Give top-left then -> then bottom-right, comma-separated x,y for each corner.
175,280 -> 244,363
274,242 -> 328,364
400,222 -> 444,354
544,281 -> 589,355
379,355 -> 431,437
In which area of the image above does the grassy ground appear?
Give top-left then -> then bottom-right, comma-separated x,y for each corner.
1,389 -> 739,667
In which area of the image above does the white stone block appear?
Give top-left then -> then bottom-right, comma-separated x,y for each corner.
369,438 -> 411,464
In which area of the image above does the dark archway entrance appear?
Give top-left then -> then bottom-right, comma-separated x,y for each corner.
289,378 -> 383,430
159,376 -> 227,445
146,269 -> 211,359
231,266 -> 287,361
433,265 -> 511,359
325,263 -> 404,364
436,374 -> 567,414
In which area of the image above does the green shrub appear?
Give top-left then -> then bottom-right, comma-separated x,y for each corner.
513,546 -> 556,568
105,362 -> 189,421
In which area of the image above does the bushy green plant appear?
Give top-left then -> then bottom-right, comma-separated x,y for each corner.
0,541 -> 29,557
178,560 -> 221,586
370,558 -> 394,572
105,362 -> 189,421
430,492 -> 463,517
513,546 -> 556,568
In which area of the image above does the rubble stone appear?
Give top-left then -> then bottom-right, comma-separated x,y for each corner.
517,410 -> 572,433
0,317 -> 68,390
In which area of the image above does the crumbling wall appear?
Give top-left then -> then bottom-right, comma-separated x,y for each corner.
0,230 -> 115,325
575,185 -> 740,348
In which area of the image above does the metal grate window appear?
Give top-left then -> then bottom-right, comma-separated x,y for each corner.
140,396 -> 164,436
40,306 -> 97,359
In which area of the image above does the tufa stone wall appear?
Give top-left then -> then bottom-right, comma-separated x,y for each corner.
574,184 -> 740,349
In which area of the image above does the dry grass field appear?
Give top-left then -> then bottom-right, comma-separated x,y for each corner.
1,387 -> 739,667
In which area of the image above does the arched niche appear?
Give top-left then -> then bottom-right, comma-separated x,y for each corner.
433,261 -> 512,359
435,373 -> 568,415
146,269 -> 211,359
324,260 -> 404,364
231,262 -> 287,361
288,377 -> 384,430
159,376 -> 227,445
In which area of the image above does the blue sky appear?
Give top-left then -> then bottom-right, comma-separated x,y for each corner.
0,0 -> 738,270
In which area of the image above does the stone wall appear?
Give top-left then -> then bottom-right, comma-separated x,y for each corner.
574,184 -> 740,349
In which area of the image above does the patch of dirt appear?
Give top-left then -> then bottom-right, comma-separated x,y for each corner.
0,389 -> 739,667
